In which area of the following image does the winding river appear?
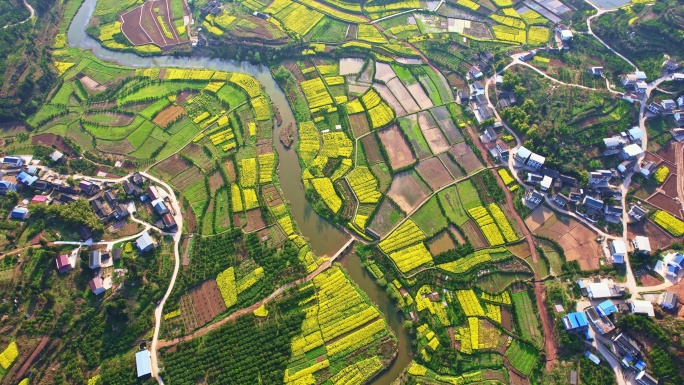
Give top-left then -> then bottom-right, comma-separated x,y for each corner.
68,0 -> 411,383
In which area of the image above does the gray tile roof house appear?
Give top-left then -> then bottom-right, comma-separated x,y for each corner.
583,196 -> 604,212
525,190 -> 544,205
661,291 -> 677,310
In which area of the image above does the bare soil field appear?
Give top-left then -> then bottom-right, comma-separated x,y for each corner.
177,90 -> 198,105
385,78 -> 419,114
378,124 -> 416,170
181,143 -> 215,172
530,205 -> 602,270
224,159 -> 237,182
406,83 -> 433,109
657,140 -> 677,164
153,154 -> 192,180
256,143 -> 273,155
153,105 -> 185,128
31,133 -> 72,154
628,219 -> 677,250
374,62 -> 397,83
438,152 -> 465,178
448,142 -> 484,174
96,138 -> 135,154
170,166 -> 204,191
374,83 -> 409,116
349,112 -> 371,138
121,7 -> 152,45
208,171 -> 225,193
415,157 -> 453,190
500,306 -> 513,332
662,174 -> 679,197
181,279 -> 227,331
243,209 -> 267,233
449,224 -> 466,244
648,192 -> 682,218
462,219 -> 489,249
419,111 -> 450,154
368,198 -> 405,238
361,134 -> 384,164
261,184 -> 284,207
431,106 -> 464,144
77,74 -> 106,91
386,171 -> 431,213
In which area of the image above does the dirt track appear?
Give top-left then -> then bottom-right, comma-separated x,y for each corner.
466,125 -> 558,370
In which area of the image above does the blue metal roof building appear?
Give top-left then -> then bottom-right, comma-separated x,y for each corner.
10,207 -> 29,220
135,349 -> 152,378
562,312 -> 589,331
585,351 -> 601,365
16,172 -> 38,186
597,300 -> 618,317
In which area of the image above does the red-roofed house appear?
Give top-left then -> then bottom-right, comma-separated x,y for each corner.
89,277 -> 106,295
56,254 -> 74,273
31,195 -> 48,204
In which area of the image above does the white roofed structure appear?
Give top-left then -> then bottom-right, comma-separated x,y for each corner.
630,300 -> 655,317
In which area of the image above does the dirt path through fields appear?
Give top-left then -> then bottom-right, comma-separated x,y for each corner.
465,124 -> 558,369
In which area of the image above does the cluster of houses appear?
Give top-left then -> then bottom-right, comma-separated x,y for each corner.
562,276 -> 680,385
0,153 -> 179,233
607,236 -> 651,265
456,51 -> 498,123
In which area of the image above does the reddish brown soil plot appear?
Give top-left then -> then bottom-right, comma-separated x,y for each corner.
378,124 -> 416,171
349,112 -> 371,138
153,154 -> 192,180
121,7 -> 152,46
261,184 -> 284,207
386,171 -> 431,213
648,192 -> 682,218
628,219 -> 678,250
662,174 -> 679,197
657,140 -> 678,164
224,159 -> 237,182
361,134 -> 384,164
449,142 -> 484,174
461,219 -> 489,249
500,306 -> 513,332
244,209 -> 267,233
31,133 -> 73,154
415,157 -> 454,190
208,171 -> 225,192
180,279 -> 227,331
153,105 -> 185,128
532,208 -> 602,270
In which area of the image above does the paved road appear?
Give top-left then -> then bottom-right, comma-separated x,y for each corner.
3,0 -> 35,29
584,3 -> 638,70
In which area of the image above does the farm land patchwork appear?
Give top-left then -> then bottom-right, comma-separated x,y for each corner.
2,0 -> 684,384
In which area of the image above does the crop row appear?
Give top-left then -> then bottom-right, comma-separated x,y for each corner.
298,121 -> 320,166
321,132 -> 353,158
236,267 -> 265,293
0,341 -> 18,370
456,290 -> 485,317
251,96 -> 271,121
301,78 -> 334,110
490,14 -> 525,28
258,153 -> 275,184
485,304 -> 502,323
311,177 -> 343,213
361,89 -> 382,109
488,204 -> 517,242
347,166 -> 382,203
231,183 -> 243,212
230,73 -> 262,98
379,219 -> 425,254
389,243 -> 433,273
358,24 -> 387,44
481,290 -> 512,305
528,26 -> 550,45
438,250 -> 492,274
239,158 -> 258,188
368,103 -> 395,129
492,25 -> 527,44
216,267 -> 237,307
243,188 -> 259,210
652,210 -> 684,236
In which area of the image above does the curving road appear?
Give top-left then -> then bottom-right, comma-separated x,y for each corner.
3,0 -> 35,29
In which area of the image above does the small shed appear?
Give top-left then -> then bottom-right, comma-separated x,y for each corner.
10,206 -> 29,220
30,195 -> 48,204
630,300 -> 655,317
89,277 -> 105,295
136,231 -> 155,252
136,349 -> 152,378
661,291 -> 678,310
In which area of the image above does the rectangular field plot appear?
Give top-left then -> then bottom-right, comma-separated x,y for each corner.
449,142 -> 484,174
152,154 -> 192,180
418,111 -> 450,155
378,124 -> 416,170
349,112 -> 371,138
431,106 -> 464,144
399,114 -> 432,160
438,153 -> 465,178
415,157 -> 454,190
179,279 -> 228,331
411,196 -> 449,237
368,197 -> 406,238
456,180 -> 482,210
505,340 -> 538,376
437,185 -> 469,226
373,83 -> 408,116
386,78 -> 420,114
386,170 -> 432,214
375,62 -> 398,83
406,83 -> 433,110
511,291 -> 543,348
